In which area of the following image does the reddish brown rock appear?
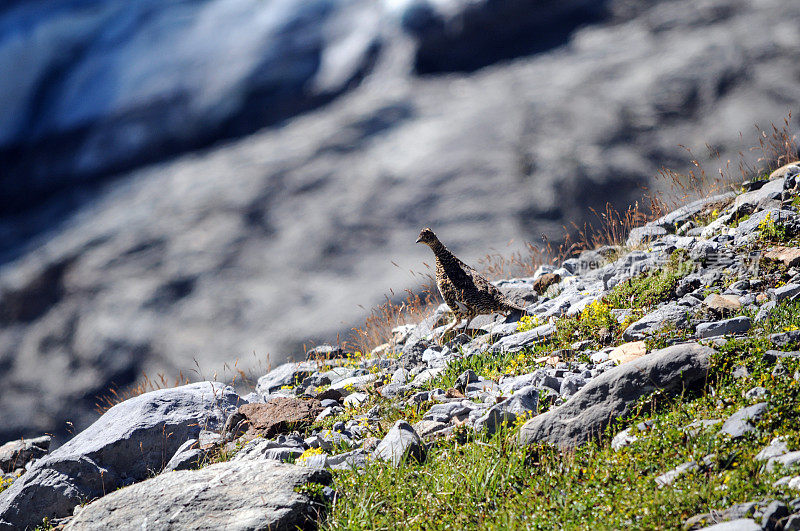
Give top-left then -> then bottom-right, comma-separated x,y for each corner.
239,398 -> 323,438
610,341 -> 647,365
532,273 -> 561,295
445,387 -> 465,399
763,246 -> 800,268
703,293 -> 742,318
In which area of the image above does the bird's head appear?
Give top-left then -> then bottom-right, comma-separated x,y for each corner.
416,227 -> 437,245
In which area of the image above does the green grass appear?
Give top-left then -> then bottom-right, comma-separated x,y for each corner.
321,300 -> 800,530
604,251 -> 692,310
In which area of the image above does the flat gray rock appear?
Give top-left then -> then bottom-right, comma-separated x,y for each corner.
63,460 -> 331,530
719,403 -> 767,439
774,283 -> 800,302
0,435 -> 50,474
626,226 -> 668,247
518,343 -> 713,448
699,519 -> 761,531
474,385 -> 540,434
256,362 -> 318,395
696,316 -> 751,339
770,330 -> 800,349
0,382 -> 243,530
622,304 -> 690,341
490,324 -> 555,352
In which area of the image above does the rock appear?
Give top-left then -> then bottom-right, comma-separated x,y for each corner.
763,247 -> 800,268
755,301 -> 777,322
306,345 -> 347,361
703,294 -> 742,318
682,419 -> 723,437
755,437 -> 790,462
736,209 -> 797,236
316,388 -> 344,403
719,402 -> 767,439
256,362 -> 317,395
232,438 -> 306,463
655,460 -> 697,487
373,421 -> 425,466
518,343 -> 713,448
696,316 -> 751,339
409,368 -> 444,388
490,324 -> 555,352
330,373 -> 379,391
770,162 -> 800,181
762,350 -> 800,363
343,392 -> 369,407
423,402 -> 474,423
63,460 -> 331,530
559,374 -> 587,397
609,341 -> 647,365
0,382 -> 242,529
761,501 -> 789,531
611,428 -> 637,450
455,370 -> 479,392
765,451 -> 800,473
475,385 -> 540,434
744,386 -> 767,400
326,448 -> 370,471
783,514 -> 800,531
773,284 -> 800,302
239,399 -> 323,438
698,519 -> 761,531
770,330 -> 800,349
531,273 -> 561,294
164,439 -> 207,472
732,177 -> 785,215
627,226 -> 668,247
0,0 -> 385,206
0,436 -> 50,474
413,420 -> 449,439
622,304 -> 690,341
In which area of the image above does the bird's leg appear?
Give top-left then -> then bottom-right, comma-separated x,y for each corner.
461,311 -> 475,333
437,313 -> 460,345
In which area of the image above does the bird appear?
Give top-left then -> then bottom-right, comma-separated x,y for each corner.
416,227 -> 528,341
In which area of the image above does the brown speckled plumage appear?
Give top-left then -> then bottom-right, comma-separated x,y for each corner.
416,228 -> 526,337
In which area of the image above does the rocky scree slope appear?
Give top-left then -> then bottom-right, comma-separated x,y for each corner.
2,0 -> 800,447
3,163 -> 800,528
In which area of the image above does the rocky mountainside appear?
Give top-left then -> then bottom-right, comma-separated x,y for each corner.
1,0 -> 800,446
1,162 -> 800,529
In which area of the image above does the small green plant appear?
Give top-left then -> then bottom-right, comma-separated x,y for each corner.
605,252 -> 691,310
515,314 -> 542,333
554,298 -> 618,347
0,475 -> 15,494
758,211 -> 791,242
296,446 -> 326,464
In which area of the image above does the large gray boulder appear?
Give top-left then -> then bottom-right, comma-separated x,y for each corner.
0,382 -> 243,530
518,343 -> 713,448
63,460 -> 331,530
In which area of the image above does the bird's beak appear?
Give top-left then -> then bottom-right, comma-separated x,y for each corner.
415,236 -> 423,243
